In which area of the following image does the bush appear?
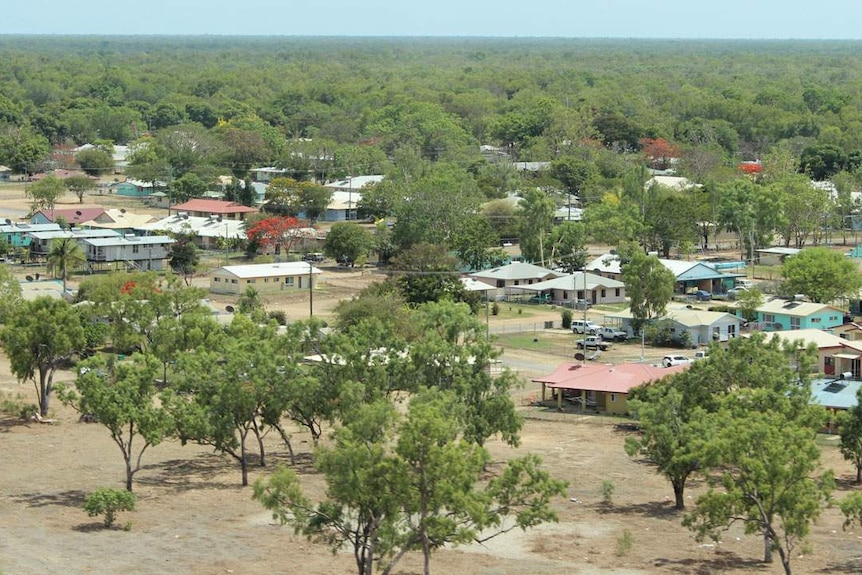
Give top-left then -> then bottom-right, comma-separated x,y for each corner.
616,530 -> 634,556
491,302 -> 500,316
561,309 -> 573,329
83,488 -> 136,528
0,391 -> 37,420
601,479 -> 615,505
267,310 -> 288,325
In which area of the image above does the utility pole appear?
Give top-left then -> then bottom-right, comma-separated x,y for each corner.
308,260 -> 313,318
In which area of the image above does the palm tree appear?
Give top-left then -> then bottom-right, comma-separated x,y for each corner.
237,286 -> 264,316
47,237 -> 85,294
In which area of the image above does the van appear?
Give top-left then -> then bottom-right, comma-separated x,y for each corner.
572,320 -> 602,335
735,279 -> 754,289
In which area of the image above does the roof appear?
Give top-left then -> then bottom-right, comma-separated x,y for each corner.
757,329 -> 862,353
470,262 -> 562,282
811,378 -> 862,410
83,235 -> 174,248
328,190 -> 363,210
20,279 -> 64,301
646,175 -> 699,191
460,277 -> 495,292
756,247 -> 801,257
757,298 -> 844,318
138,214 -> 246,239
33,207 -> 106,224
171,199 -> 259,214
324,175 -> 384,190
0,222 -> 61,234
586,253 -> 734,281
520,271 -> 625,292
82,209 -> 156,229
532,362 -> 688,394
217,262 -> 322,279
30,229 -> 119,240
665,308 -> 740,328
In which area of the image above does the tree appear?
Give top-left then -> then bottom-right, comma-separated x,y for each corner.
449,215 -> 505,271
838,388 -> 862,483
58,354 -> 172,491
0,262 -> 22,324
781,246 -> 862,303
0,297 -> 85,416
47,237 -> 86,294
76,148 -> 115,177
547,222 -> 588,273
83,488 -> 136,528
518,188 -> 556,265
683,387 -> 832,575
323,222 -> 374,267
168,236 -> 199,285
734,288 -> 765,322
388,243 -> 464,306
619,247 -> 675,331
264,177 -> 331,220
26,175 -> 65,214
237,286 -> 266,318
64,174 -> 97,203
246,216 -> 304,256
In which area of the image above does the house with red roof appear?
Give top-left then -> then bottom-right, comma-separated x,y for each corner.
31,206 -> 107,226
533,362 -> 688,415
170,199 -> 258,220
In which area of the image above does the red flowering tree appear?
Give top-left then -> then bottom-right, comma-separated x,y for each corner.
640,138 -> 682,170
246,216 -> 306,255
738,161 -> 763,175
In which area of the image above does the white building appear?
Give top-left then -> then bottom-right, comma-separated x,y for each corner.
210,262 -> 323,296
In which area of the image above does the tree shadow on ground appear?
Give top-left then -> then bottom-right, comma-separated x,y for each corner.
833,476 -> 862,492
12,489 -> 87,508
71,522 -> 111,533
817,558 -> 862,573
137,453 -> 239,492
657,550 -> 770,574
593,500 -> 681,520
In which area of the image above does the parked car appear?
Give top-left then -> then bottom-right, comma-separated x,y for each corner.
528,293 -> 551,304
302,252 -> 325,262
693,350 -> 709,360
693,290 -> 712,301
572,320 -> 602,335
598,326 -> 627,341
663,355 -> 693,367
726,286 -> 748,300
575,336 -> 612,351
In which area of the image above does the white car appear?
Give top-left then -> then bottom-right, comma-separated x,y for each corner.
663,355 -> 693,368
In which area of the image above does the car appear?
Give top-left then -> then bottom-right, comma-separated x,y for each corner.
572,320 -> 602,335
726,286 -> 748,300
663,355 -> 693,367
528,293 -> 551,304
693,290 -> 712,301
598,326 -> 627,342
575,336 -> 612,351
302,253 -> 325,262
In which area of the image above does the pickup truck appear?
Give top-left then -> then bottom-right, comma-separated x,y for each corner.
598,326 -> 627,341
575,336 -> 612,351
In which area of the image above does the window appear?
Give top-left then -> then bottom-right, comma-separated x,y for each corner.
615,288 -> 620,297
609,393 -> 617,403
264,278 -> 269,283
514,280 -> 520,286
214,277 -> 220,282
811,317 -> 821,324
764,314 -> 775,323
601,289 -> 606,298
790,317 -> 800,330
132,244 -> 139,254
496,280 -> 504,288
231,279 -> 237,284
728,324 -> 736,338
285,277 -> 294,286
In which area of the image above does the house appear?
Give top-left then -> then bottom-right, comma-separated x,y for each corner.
0,222 -> 61,248
603,304 -> 742,346
832,322 -> 862,342
519,272 -> 626,307
585,253 -> 740,295
137,214 -> 246,249
755,247 -> 800,266
533,362 -> 689,415
31,207 -> 106,226
750,298 -> 844,331
554,204 -> 583,223
28,229 -> 120,256
82,235 -> 174,272
116,179 -> 164,198
170,199 -> 258,221
73,143 -> 131,173
757,329 -> 862,379
810,377 -> 862,432
324,175 -> 384,193
469,262 -> 563,299
146,191 -> 170,209
252,167 -> 289,183
209,262 -> 322,296
80,209 -> 157,234
645,175 -> 699,192
0,165 -> 11,181
318,191 -> 361,222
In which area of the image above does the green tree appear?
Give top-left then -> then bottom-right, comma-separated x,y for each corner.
168,236 -> 199,285
0,262 -> 22,324
324,222 -> 374,267
684,388 -> 832,575
237,286 -> 266,319
0,297 -> 85,416
46,237 -> 86,294
838,388 -> 862,483
76,148 -> 115,177
389,243 -> 464,306
548,221 -> 589,273
64,174 -> 97,203
781,246 -> 862,303
26,175 -> 66,214
619,247 -> 675,331
735,288 -> 765,322
450,214 -> 505,271
83,488 -> 136,528
58,354 -> 172,491
518,188 -> 556,265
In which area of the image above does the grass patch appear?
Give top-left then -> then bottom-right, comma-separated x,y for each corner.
494,332 -> 573,357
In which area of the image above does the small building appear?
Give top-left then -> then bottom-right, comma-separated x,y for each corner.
755,247 -> 800,266
585,253 -> 740,295
519,271 -> 626,307
751,298 -> 845,331
0,222 -> 61,248
811,377 -> 862,432
604,304 -> 742,346
210,262 -> 322,296
470,262 -> 563,299
757,329 -> 862,379
28,229 -> 120,256
170,199 -> 258,221
0,165 -> 11,181
115,179 -> 164,198
137,214 -> 246,249
252,167 -> 289,183
82,235 -> 174,271
533,362 -> 688,415
80,209 -> 157,234
31,207 -> 106,226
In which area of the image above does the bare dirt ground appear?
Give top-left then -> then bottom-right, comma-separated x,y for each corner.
3,183 -> 862,574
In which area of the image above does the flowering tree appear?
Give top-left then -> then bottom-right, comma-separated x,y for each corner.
640,138 -> 682,170
246,216 -> 306,255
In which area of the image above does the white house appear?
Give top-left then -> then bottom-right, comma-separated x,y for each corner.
137,214 -> 246,249
28,229 -> 120,256
210,262 -> 323,296
470,262 -> 563,299
82,235 -> 174,271
519,272 -> 627,306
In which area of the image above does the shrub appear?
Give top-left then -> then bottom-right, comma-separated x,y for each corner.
267,310 -> 288,325
491,302 -> 500,316
0,391 -> 37,420
83,488 -> 136,528
601,479 -> 615,505
561,309 -> 573,329
616,530 -> 634,556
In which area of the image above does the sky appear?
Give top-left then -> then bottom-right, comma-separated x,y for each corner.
5,0 -> 862,39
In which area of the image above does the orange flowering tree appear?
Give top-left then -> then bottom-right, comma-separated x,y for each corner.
246,216 -> 306,255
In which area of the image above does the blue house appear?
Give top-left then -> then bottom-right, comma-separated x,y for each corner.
750,298 -> 845,331
0,222 -> 61,248
116,179 -> 164,198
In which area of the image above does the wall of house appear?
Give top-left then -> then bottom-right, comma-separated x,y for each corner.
603,392 -> 629,416
209,272 -> 317,296
116,183 -> 148,197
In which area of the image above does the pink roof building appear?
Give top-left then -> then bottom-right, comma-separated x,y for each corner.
170,199 -> 258,220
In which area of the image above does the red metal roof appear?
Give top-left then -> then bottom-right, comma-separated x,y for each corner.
171,199 -> 258,214
35,207 -> 106,224
533,362 -> 688,394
